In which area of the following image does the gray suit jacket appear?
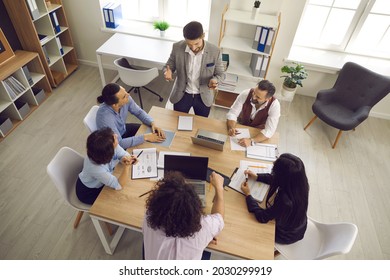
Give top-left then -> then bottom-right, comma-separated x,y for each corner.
166,40 -> 224,107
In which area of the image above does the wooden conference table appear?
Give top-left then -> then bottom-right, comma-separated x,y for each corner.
89,106 -> 278,259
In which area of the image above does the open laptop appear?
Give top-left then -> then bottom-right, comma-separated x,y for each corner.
164,155 -> 209,207
191,129 -> 228,151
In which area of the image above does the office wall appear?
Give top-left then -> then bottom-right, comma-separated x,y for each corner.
62,0 -> 390,119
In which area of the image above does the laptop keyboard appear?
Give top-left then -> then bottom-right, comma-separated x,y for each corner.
197,135 -> 225,145
190,181 -> 206,195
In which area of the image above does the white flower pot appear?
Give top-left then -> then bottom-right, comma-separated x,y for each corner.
160,30 -> 165,37
281,84 -> 297,102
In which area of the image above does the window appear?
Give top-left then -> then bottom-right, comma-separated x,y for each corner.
293,0 -> 390,59
116,0 -> 212,31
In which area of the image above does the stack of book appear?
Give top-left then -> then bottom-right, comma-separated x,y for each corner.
219,73 -> 238,92
3,75 -> 26,99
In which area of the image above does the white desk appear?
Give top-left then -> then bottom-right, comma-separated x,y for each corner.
96,33 -> 174,87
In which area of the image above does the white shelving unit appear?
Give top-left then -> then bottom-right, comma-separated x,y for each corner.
4,0 -> 78,87
215,5 -> 280,109
0,51 -> 51,139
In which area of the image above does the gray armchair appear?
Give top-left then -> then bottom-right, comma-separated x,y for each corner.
304,62 -> 390,148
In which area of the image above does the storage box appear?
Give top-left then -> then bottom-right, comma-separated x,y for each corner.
51,70 -> 65,85
32,87 -> 45,104
0,116 -> 13,137
15,100 -> 31,119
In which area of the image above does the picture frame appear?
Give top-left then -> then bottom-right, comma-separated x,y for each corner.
0,28 -> 15,66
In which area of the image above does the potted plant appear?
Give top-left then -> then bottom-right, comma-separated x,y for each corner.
153,21 -> 169,37
280,62 -> 308,99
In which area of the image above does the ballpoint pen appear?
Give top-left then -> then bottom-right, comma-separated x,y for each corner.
245,169 -> 248,183
136,150 -> 143,158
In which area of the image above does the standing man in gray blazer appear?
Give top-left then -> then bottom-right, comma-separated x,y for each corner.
164,21 -> 224,117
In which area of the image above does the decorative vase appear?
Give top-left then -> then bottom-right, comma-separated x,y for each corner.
160,30 -> 165,37
281,84 -> 297,102
251,7 -> 258,20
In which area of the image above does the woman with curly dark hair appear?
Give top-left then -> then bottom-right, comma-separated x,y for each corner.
241,153 -> 309,244
142,171 -> 225,259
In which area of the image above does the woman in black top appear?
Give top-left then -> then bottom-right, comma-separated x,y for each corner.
241,153 -> 309,244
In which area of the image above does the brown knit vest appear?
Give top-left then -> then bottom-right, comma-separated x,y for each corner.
238,89 -> 275,129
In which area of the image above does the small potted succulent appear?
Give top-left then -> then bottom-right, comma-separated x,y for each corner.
153,21 -> 169,37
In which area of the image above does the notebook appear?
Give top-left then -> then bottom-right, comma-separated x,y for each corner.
178,116 -> 193,131
164,155 -> 209,207
191,129 -> 227,151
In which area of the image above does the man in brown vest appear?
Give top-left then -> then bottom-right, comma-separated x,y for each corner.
226,80 -> 280,147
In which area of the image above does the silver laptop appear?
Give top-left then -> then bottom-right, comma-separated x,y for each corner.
191,129 -> 227,151
164,155 -> 208,207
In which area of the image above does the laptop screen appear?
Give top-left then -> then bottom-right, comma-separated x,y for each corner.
164,155 -> 208,180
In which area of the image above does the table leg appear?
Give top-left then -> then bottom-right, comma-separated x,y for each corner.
91,216 -> 125,255
97,53 -> 106,87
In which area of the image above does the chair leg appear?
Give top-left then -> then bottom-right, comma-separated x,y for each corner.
74,211 -> 84,229
304,115 -> 318,130
143,86 -> 164,102
133,87 -> 143,109
332,130 -> 343,149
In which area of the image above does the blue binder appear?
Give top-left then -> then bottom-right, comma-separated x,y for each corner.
108,3 -> 122,29
257,27 -> 269,53
50,12 -> 61,33
102,2 -> 112,28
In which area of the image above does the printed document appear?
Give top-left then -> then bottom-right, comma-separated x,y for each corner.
230,128 -> 250,151
131,148 -> 158,179
246,143 -> 278,161
228,160 -> 273,202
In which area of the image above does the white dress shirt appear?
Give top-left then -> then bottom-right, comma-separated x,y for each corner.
184,42 -> 205,94
226,89 -> 281,138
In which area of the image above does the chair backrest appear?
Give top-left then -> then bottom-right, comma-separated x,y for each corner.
47,147 -> 86,210
275,216 -> 358,260
83,105 -> 99,133
114,57 -> 159,87
332,62 -> 390,110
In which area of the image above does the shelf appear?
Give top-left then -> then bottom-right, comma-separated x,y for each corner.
4,0 -> 78,88
225,9 -> 278,28
220,35 -> 270,56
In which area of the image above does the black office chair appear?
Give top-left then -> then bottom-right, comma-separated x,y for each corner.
304,62 -> 390,148
113,57 -> 163,109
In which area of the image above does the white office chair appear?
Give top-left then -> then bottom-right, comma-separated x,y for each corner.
274,216 -> 358,260
47,147 -> 113,234
83,105 -> 99,133
114,57 -> 163,109
47,147 -> 90,229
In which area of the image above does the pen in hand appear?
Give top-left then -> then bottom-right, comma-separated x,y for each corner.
136,150 -> 143,158
245,169 -> 248,183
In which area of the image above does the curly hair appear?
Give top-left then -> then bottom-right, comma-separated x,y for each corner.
145,171 -> 203,238
86,127 -> 115,164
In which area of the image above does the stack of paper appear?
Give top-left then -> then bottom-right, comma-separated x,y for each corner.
219,73 -> 238,91
246,143 -> 278,161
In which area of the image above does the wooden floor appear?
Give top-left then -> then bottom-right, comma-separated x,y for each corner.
0,64 -> 389,260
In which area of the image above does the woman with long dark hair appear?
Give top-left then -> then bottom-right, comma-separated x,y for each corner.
241,153 -> 309,244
